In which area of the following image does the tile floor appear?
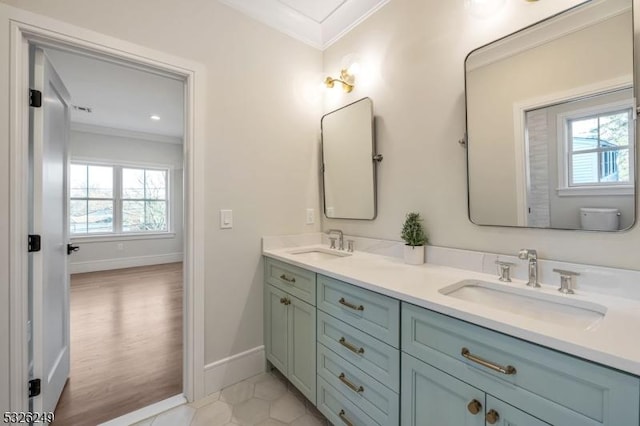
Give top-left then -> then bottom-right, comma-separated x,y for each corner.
133,370 -> 330,426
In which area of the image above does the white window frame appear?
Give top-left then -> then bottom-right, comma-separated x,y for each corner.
69,159 -> 172,240
556,98 -> 635,197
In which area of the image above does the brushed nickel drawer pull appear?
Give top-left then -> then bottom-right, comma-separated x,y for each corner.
280,274 -> 296,284
338,373 -> 364,393
339,297 -> 364,311
339,337 -> 365,355
338,409 -> 354,426
461,347 -> 516,375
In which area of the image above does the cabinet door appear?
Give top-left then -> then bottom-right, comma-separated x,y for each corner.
265,284 -> 288,374
402,353 -> 485,426
485,396 -> 550,426
288,295 -> 316,403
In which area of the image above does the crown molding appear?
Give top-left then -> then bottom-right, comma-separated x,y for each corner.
466,0 -> 630,72
71,122 -> 183,145
219,0 -> 389,50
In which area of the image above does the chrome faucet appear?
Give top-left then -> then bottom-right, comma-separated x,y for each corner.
518,249 -> 541,288
326,229 -> 344,250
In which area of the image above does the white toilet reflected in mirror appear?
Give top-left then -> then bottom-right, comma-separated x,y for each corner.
580,208 -> 621,231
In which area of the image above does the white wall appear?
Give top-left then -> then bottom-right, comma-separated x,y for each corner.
321,0 -> 640,271
0,0 -> 322,407
68,130 -> 184,273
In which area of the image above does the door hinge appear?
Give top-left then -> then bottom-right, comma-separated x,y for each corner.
28,234 -> 41,252
29,89 -> 42,108
28,379 -> 41,398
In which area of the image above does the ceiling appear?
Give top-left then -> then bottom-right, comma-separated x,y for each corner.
45,48 -> 184,142
218,0 -> 390,49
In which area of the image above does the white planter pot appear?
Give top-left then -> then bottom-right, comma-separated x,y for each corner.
403,245 -> 425,265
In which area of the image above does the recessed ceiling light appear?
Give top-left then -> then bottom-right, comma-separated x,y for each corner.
150,115 -> 161,121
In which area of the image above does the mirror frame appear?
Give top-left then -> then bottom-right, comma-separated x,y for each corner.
463,0 -> 639,231
321,97 -> 379,220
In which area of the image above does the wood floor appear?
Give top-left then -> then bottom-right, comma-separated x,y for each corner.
53,263 -> 183,426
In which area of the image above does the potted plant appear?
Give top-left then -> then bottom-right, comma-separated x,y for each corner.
401,212 -> 427,265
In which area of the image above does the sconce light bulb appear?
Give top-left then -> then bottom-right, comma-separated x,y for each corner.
347,62 -> 361,76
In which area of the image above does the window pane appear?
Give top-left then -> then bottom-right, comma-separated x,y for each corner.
600,148 -> 630,183
70,200 -> 87,234
70,164 -> 87,198
145,201 -> 167,231
88,166 -> 113,198
572,152 -> 598,184
599,111 -> 630,147
123,200 -> 145,232
87,200 -> 113,233
123,168 -> 145,199
570,117 -> 598,151
616,148 -> 630,182
145,170 -> 166,200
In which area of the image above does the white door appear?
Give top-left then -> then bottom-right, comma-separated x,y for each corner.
29,46 -> 72,416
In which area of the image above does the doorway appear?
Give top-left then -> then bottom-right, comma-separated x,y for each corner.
8,14 -> 206,424
28,46 -> 187,424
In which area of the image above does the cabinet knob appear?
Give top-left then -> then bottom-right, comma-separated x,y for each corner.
486,409 -> 500,424
467,399 -> 482,415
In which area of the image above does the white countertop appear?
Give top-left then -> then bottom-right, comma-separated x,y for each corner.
263,243 -> 640,377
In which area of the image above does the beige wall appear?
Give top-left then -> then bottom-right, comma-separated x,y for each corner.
0,0 -> 322,407
467,12 -> 632,225
321,0 -> 640,271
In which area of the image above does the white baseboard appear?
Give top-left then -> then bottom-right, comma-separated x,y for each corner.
204,346 -> 265,395
70,253 -> 183,274
98,394 -> 186,426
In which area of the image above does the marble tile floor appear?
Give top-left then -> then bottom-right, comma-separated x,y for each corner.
133,370 -> 331,426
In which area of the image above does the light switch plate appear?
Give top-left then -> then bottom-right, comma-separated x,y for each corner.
220,209 -> 233,229
306,208 -> 315,225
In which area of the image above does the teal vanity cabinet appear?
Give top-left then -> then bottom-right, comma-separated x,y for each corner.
401,302 -> 640,426
315,275 -> 400,426
264,258 -> 316,403
402,353 -> 549,426
263,255 -> 640,425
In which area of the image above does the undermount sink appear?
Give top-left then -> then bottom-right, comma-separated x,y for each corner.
287,247 -> 352,261
439,280 -> 607,331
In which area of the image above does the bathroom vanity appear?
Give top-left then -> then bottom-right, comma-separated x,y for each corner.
263,238 -> 640,426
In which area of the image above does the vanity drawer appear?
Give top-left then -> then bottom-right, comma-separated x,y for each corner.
317,376 -> 380,426
317,343 -> 399,426
318,311 -> 400,392
265,257 -> 316,305
317,275 -> 400,348
401,302 -> 640,426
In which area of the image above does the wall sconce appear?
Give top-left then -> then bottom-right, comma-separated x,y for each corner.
325,69 -> 355,93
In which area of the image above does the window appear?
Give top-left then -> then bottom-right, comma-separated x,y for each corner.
70,163 -> 169,235
122,168 -> 168,232
557,98 -> 635,196
568,109 -> 632,186
70,164 -> 114,234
